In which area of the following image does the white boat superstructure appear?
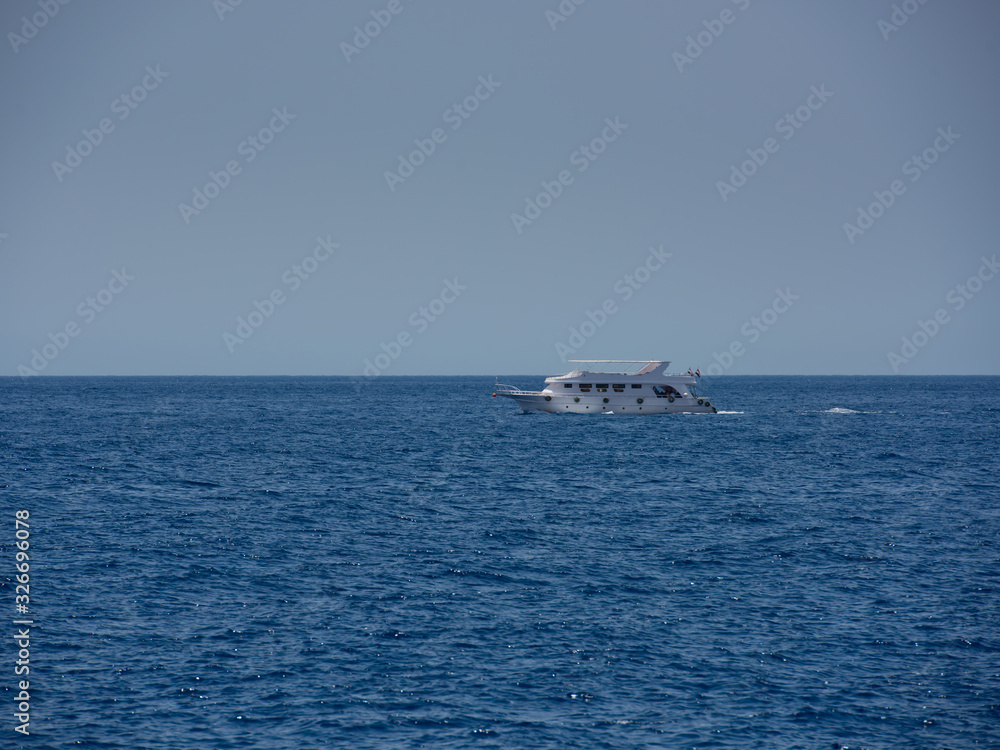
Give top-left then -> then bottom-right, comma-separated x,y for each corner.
493,361 -> 718,414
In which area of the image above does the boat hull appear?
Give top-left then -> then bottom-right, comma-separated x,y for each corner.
499,393 -> 716,414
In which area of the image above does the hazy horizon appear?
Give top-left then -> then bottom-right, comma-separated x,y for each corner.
2,1 -> 998,377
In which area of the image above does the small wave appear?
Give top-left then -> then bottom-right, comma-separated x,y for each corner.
824,407 -> 859,414
177,478 -> 222,487
715,410 -> 744,414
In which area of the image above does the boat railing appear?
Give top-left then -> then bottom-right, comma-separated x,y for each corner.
493,382 -> 542,396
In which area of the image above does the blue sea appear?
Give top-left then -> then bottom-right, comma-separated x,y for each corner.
1,375 -> 998,749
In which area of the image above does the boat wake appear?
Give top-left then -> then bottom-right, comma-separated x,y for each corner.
797,407 -> 881,415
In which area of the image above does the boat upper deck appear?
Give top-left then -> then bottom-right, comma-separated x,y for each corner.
565,360 -> 667,375
544,361 -> 695,384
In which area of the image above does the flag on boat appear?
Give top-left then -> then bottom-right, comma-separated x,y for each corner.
696,368 -> 701,378
688,368 -> 694,376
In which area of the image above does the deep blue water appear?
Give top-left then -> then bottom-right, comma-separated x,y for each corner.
1,375 -> 998,749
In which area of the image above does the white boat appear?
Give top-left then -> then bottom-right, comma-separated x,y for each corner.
493,360 -> 717,414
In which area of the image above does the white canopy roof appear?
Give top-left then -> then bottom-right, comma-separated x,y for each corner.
566,360 -> 669,375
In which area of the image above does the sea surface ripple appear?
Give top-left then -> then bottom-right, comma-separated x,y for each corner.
1,376 -> 998,749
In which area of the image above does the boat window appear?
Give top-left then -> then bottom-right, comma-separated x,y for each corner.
652,385 -> 681,398
690,385 -> 697,397
563,383 -> 574,388
579,383 -> 591,388
631,384 -> 642,389
596,384 -> 608,389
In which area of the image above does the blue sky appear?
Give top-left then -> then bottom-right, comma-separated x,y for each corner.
2,0 -> 998,376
